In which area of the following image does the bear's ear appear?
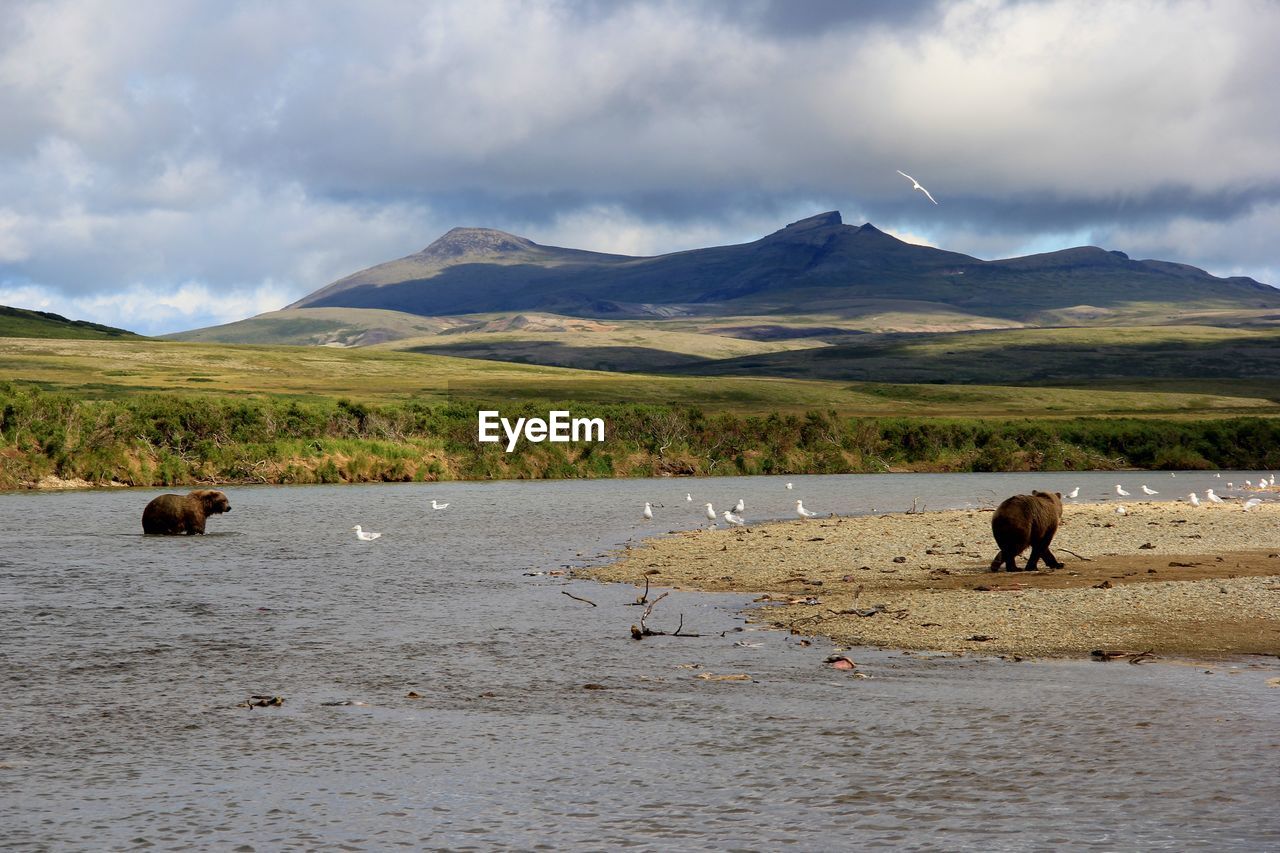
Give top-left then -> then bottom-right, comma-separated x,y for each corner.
1055,492 -> 1062,498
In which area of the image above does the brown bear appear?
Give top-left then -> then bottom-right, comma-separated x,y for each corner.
142,489 -> 231,535
990,490 -> 1064,572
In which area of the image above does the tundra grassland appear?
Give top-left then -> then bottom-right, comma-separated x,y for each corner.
3,336 -> 1279,489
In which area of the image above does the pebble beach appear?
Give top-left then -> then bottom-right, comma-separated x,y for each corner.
580,498 -> 1280,658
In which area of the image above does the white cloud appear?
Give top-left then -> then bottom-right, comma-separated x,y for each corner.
0,279 -> 298,336
1,0 -> 1278,331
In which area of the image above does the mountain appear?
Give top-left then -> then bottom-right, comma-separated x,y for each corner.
0,305 -> 141,340
288,211 -> 1280,321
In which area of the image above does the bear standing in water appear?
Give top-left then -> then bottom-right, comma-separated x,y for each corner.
990,490 -> 1064,572
142,490 -> 232,535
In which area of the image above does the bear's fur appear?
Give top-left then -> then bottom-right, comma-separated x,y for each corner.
989,490 -> 1063,572
142,489 -> 231,535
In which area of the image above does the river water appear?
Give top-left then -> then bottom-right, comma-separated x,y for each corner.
2,472 -> 1278,850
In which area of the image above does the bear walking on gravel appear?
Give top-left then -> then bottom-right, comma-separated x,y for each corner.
990,490 -> 1064,572
142,490 -> 232,535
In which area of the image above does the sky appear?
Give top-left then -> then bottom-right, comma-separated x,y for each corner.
1,0 -> 1278,335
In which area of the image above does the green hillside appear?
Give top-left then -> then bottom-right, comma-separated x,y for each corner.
0,305 -> 141,340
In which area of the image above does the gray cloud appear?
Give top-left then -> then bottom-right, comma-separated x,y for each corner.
1,0 -> 1277,335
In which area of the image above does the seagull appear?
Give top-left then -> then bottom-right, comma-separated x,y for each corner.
1115,505 -> 1127,516
733,498 -> 745,513
796,499 -> 818,518
785,482 -> 793,490
1243,498 -> 1262,511
1187,493 -> 1201,507
1140,485 -> 1158,496
1067,486 -> 1080,499
1227,482 -> 1234,489
352,525 -> 382,541
896,169 -> 938,204
430,499 -> 449,510
643,502 -> 654,520
704,502 -> 717,521
1215,473 -> 1222,478
1205,489 -> 1223,504
723,510 -> 746,527
686,493 -> 692,502
1115,485 -> 1130,497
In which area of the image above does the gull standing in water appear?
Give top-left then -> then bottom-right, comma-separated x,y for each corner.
1115,485 -> 1130,497
1067,487 -> 1080,499
431,499 -> 449,510
733,498 -> 745,513
686,493 -> 692,502
896,170 -> 938,204
723,510 -> 746,527
643,502 -> 654,520
796,500 -> 818,518
352,525 -> 382,541
1140,485 -> 1158,496
785,482 -> 794,490
704,502 -> 717,521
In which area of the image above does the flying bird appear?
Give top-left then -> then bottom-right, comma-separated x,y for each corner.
430,499 -> 449,510
1140,485 -> 1158,496
704,502 -> 717,521
796,500 -> 818,519
723,510 -> 746,527
352,525 -> 382,541
896,169 -> 938,205
643,502 -> 654,520
1115,485 -> 1130,497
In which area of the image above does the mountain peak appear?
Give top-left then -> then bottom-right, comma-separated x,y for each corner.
419,227 -> 536,260
782,211 -> 843,231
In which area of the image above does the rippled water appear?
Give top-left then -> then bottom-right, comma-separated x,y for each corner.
3,472 -> 1278,850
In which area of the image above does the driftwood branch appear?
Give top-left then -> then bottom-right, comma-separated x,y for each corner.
640,591 -> 669,628
627,575 -> 651,606
629,591 -> 700,639
561,590 -> 597,607
1057,547 -> 1094,562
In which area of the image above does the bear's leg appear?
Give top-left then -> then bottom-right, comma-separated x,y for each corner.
1042,546 -> 1063,570
995,548 -> 1019,571
1025,546 -> 1042,571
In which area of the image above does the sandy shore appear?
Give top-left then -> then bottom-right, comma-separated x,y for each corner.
579,499 -> 1280,658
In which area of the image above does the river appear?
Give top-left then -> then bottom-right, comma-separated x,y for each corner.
2,471 -> 1277,850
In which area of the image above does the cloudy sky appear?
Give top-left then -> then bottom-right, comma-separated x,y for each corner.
2,0 -> 1278,335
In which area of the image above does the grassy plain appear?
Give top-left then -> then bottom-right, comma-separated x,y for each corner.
2,336 -> 1277,418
